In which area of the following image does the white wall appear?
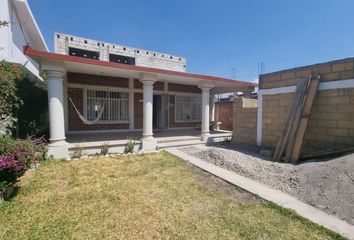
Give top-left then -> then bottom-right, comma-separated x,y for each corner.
0,0 -> 42,80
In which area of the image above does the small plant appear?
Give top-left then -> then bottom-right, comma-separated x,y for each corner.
73,144 -> 85,158
100,143 -> 109,155
124,138 -> 136,153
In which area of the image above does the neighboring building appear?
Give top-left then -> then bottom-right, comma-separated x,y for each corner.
55,33 -> 187,73
0,0 -> 47,80
25,32 -> 256,158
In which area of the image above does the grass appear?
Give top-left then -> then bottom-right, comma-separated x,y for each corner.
0,151 -> 345,240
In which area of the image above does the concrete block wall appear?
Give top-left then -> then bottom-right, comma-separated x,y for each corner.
260,58 -> 354,155
55,33 -> 187,72
232,97 -> 258,145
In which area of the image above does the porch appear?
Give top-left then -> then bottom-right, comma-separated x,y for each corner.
66,129 -> 232,156
24,46 -> 256,158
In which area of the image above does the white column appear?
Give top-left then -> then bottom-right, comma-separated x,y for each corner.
199,84 -> 213,142
140,75 -> 157,152
210,94 -> 216,122
46,69 -> 69,159
47,70 -> 66,144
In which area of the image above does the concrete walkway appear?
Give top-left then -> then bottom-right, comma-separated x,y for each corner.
166,147 -> 354,240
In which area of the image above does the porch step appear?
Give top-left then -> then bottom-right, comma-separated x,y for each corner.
157,139 -> 204,149
156,135 -> 201,144
67,131 -> 232,156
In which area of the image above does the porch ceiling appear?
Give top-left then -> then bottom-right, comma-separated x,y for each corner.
24,46 -> 256,93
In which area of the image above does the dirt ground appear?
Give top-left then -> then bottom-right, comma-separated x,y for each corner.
180,144 -> 354,225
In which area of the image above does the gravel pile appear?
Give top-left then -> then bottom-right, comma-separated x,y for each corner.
181,145 -> 354,225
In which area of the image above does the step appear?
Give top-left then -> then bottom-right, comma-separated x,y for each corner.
157,136 -> 200,144
158,139 -> 204,149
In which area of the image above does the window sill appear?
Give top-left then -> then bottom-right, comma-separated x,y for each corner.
174,120 -> 201,123
90,121 -> 130,125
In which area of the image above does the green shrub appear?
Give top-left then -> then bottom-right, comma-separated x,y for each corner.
100,143 -> 109,155
16,78 -> 48,139
0,61 -> 48,139
124,139 -> 136,153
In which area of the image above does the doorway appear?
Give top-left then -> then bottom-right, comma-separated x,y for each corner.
153,95 -> 163,129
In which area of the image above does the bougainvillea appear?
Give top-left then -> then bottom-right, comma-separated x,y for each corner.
0,136 -> 47,189
0,155 -> 16,170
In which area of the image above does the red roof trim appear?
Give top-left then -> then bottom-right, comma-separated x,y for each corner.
24,46 -> 257,87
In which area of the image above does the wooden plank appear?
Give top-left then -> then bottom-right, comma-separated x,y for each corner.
289,75 -> 320,162
272,78 -> 308,162
284,76 -> 312,162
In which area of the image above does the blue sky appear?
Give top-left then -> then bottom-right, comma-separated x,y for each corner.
29,0 -> 354,82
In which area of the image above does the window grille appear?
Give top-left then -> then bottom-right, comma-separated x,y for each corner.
175,96 -> 201,121
86,90 -> 129,122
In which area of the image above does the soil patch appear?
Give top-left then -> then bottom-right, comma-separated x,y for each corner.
180,144 -> 354,225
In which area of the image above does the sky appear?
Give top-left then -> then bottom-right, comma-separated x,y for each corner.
29,0 -> 354,82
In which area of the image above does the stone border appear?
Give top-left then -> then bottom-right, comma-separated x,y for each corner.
0,184 -> 15,203
166,148 -> 354,240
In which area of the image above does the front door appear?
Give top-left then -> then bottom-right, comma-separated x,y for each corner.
153,95 -> 162,129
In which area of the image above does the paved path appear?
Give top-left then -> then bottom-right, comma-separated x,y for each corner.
166,147 -> 354,240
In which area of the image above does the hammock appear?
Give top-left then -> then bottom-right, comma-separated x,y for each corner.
68,97 -> 107,125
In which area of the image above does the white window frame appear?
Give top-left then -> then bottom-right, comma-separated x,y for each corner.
85,88 -> 130,124
174,95 -> 202,122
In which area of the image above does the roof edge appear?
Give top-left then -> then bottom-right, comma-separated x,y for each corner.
24,46 -> 257,87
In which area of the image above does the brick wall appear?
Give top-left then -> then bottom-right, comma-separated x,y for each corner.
215,102 -> 233,130
134,92 -> 143,129
232,97 -> 258,145
66,73 -> 202,131
168,83 -> 201,93
260,58 -> 354,155
67,87 -> 129,131
67,72 -> 129,88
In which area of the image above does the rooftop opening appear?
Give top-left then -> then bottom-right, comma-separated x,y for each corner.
69,47 -> 100,60
109,54 -> 135,65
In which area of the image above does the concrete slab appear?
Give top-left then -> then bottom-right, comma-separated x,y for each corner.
166,147 -> 354,240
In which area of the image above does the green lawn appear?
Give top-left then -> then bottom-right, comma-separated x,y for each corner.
0,151 -> 344,240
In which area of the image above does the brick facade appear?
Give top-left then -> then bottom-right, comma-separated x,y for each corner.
168,83 -> 201,93
67,72 -> 129,88
260,58 -> 354,155
67,87 -> 129,131
215,101 -> 233,130
134,92 -> 143,129
232,97 -> 258,145
66,73 -> 202,131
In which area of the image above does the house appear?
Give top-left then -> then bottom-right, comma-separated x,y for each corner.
0,0 -> 47,80
24,33 -> 256,158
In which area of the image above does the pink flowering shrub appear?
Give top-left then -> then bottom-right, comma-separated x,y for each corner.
0,136 -> 47,189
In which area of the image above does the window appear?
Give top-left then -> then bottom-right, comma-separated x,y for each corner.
109,54 -> 135,65
175,96 -> 201,121
86,90 -> 129,122
69,47 -> 99,60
